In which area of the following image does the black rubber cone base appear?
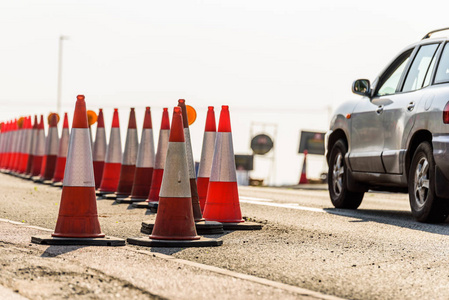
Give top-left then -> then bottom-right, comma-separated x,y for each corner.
131,202 -> 151,209
43,180 -> 53,185
221,221 -> 263,231
51,182 -> 63,188
116,197 -> 146,204
141,220 -> 224,235
96,190 -> 113,197
31,235 -> 125,246
147,201 -> 158,212
127,236 -> 222,248
32,176 -> 44,183
22,174 -> 33,180
103,193 -> 118,200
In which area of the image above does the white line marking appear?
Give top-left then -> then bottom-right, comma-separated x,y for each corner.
239,199 -> 326,213
240,196 -> 273,202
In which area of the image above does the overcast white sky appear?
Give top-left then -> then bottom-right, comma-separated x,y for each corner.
1,0 -> 448,184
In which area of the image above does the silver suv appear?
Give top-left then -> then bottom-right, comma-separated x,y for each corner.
326,28 -> 449,223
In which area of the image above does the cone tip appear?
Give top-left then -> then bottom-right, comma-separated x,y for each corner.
128,107 -> 137,129
72,95 -> 89,128
77,95 -> 85,101
161,107 -> 170,130
63,112 -> 69,128
218,105 -> 231,132
143,107 -> 153,129
112,108 -> 120,128
205,106 -> 216,132
169,107 -> 184,142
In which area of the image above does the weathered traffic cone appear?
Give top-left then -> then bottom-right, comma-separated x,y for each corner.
23,116 -> 38,177
93,109 -> 107,189
30,115 -> 46,178
106,108 -> 138,201
37,113 -> 60,184
52,113 -> 70,186
2,120 -> 15,172
127,107 -> 222,247
0,122 -> 5,169
119,107 -> 155,204
16,117 -> 32,174
98,108 -> 122,196
6,119 -> 18,172
178,99 -> 203,221
11,117 -> 25,174
203,106 -> 262,230
197,107 -> 216,212
31,95 -> 125,246
136,108 -> 170,209
0,121 -> 9,171
298,150 -> 309,184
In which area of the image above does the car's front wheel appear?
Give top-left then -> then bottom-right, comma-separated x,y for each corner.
408,142 -> 448,223
328,139 -> 364,209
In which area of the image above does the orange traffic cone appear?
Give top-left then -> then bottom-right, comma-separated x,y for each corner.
119,107 -> 155,203
24,116 -> 38,178
31,95 -> 125,246
1,120 -> 14,172
178,99 -> 203,221
93,109 -> 107,189
52,113 -> 70,186
203,106 -> 262,230
6,119 -> 18,172
106,108 -> 138,200
197,106 -> 216,212
12,117 -> 25,174
17,117 -> 33,174
132,108 -> 169,209
299,150 -> 309,184
98,108 -> 122,196
127,107 -> 222,247
30,115 -> 46,178
38,113 -> 60,184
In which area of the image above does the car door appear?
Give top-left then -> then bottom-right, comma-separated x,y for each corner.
349,49 -> 412,173
380,43 -> 441,174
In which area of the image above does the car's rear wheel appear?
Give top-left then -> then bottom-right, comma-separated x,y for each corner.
328,139 -> 364,209
408,142 -> 448,223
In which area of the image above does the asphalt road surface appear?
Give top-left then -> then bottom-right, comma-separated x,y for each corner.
1,172 -> 449,299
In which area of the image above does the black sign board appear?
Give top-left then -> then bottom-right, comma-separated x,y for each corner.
235,155 -> 254,171
298,131 -> 325,155
250,134 -> 274,155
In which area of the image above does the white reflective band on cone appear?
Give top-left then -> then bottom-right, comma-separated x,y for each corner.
155,129 -> 170,170
10,131 -> 18,154
210,132 -> 237,182
122,128 -> 138,165
136,129 -> 155,168
183,128 -> 196,179
93,128 -> 107,161
58,128 -> 70,157
22,130 -> 32,154
47,127 -> 59,156
15,130 -> 23,155
33,130 -> 46,156
198,131 -> 217,178
105,128 -> 122,163
63,129 -> 95,187
28,129 -> 37,155
159,142 -> 191,198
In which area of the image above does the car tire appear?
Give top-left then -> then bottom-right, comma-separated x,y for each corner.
408,142 -> 448,223
328,139 -> 364,209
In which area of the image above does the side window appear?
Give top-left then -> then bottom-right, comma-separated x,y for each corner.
435,43 -> 449,84
402,44 -> 439,92
377,51 -> 411,96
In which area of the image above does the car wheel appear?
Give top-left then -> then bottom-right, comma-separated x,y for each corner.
328,139 -> 364,209
408,142 -> 448,223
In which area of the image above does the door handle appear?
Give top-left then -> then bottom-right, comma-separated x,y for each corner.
407,102 -> 415,111
376,105 -> 384,114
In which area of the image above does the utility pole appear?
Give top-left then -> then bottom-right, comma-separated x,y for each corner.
57,35 -> 69,115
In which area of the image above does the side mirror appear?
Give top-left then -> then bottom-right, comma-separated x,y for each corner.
352,79 -> 371,97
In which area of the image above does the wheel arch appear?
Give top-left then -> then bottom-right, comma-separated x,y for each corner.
405,130 -> 432,179
327,129 -> 348,163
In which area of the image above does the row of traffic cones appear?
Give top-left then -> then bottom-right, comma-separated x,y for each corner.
1,95 -> 262,247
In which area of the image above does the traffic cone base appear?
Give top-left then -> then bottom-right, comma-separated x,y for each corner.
31,235 -> 125,246
203,181 -> 243,223
98,163 -> 121,193
141,220 -> 224,235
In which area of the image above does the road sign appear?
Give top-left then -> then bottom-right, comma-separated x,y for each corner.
298,131 -> 325,155
251,134 -> 273,155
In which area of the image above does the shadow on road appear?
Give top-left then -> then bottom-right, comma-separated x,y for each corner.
40,245 -> 88,257
323,207 -> 449,236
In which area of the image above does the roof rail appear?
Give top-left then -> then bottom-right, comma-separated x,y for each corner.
422,27 -> 449,40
